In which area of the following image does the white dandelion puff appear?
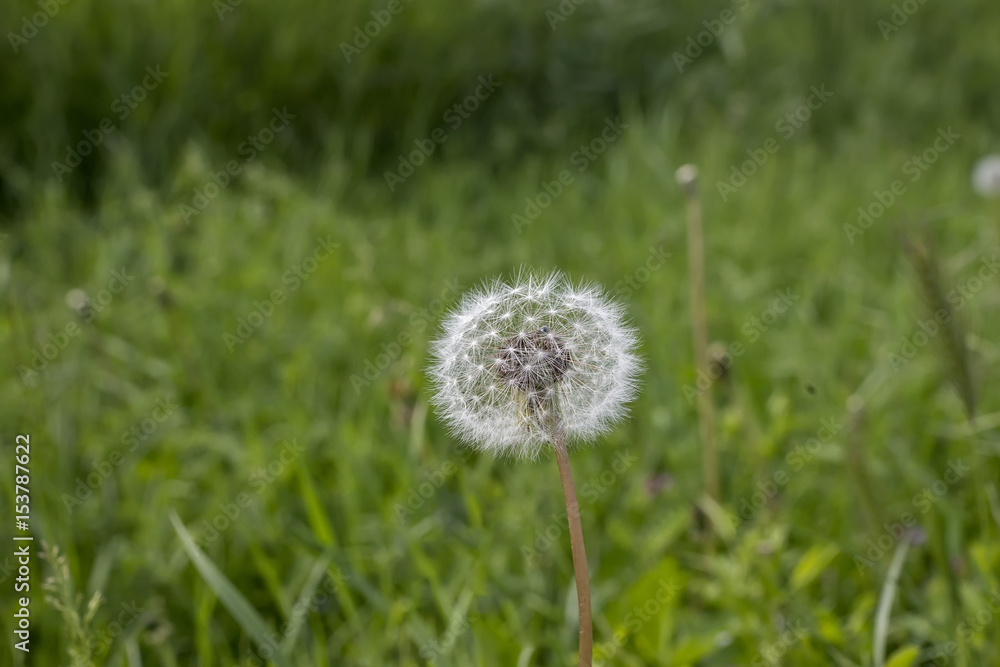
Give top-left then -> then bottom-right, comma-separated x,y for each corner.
427,269 -> 643,663
428,270 -> 642,459
972,154 -> 1000,198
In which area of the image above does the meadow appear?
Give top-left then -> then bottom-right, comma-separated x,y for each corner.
2,0 -> 1000,665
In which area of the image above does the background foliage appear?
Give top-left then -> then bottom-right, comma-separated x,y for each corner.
2,0 -> 1000,665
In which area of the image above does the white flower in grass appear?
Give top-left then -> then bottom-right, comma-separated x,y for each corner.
972,155 -> 1000,198
428,270 -> 642,459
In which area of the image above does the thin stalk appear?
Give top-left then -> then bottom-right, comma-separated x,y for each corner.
552,422 -> 592,666
903,234 -> 990,542
846,395 -> 881,534
677,165 -> 720,501
873,531 -> 913,667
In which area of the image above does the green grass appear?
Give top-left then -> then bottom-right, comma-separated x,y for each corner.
4,112 -> 999,665
3,1 -> 1000,664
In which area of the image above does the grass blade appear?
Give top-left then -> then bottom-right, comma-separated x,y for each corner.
873,532 -> 913,667
279,551 -> 333,660
169,510 -> 288,667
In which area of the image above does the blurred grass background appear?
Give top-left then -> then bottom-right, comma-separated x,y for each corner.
2,0 -> 1000,665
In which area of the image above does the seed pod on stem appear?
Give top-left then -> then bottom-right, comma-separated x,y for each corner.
428,270 -> 643,665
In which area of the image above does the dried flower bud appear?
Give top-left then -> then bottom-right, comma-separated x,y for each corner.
972,155 -> 1000,198
674,164 -> 699,197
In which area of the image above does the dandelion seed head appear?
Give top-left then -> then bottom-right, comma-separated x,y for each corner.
428,270 -> 643,459
972,154 -> 1000,198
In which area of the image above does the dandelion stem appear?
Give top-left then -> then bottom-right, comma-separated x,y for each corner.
677,165 -> 720,501
552,421 -> 593,666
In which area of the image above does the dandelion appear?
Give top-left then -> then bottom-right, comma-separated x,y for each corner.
429,270 -> 642,459
675,163 -> 719,501
971,154 -> 1000,198
428,269 -> 643,666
